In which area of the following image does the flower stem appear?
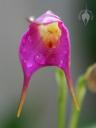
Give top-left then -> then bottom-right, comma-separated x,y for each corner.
69,76 -> 86,128
56,69 -> 67,128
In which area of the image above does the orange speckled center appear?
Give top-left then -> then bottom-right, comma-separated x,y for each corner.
39,22 -> 61,48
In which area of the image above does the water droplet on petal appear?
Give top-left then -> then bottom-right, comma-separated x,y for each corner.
35,53 -> 45,65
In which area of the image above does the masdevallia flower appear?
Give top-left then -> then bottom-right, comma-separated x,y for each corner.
17,10 -> 80,118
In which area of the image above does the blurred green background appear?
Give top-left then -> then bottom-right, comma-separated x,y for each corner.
0,0 -> 96,128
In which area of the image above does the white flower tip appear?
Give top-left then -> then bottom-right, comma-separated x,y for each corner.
26,16 -> 35,23
28,16 -> 35,21
46,10 -> 53,14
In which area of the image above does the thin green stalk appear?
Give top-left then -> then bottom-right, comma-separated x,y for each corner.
56,69 -> 67,128
69,76 -> 86,128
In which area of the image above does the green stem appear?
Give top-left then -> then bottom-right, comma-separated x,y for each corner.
56,69 -> 67,128
69,76 -> 86,128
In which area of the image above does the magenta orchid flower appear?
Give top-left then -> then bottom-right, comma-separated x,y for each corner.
17,11 -> 80,118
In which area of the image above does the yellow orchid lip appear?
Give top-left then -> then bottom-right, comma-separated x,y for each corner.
39,22 -> 61,48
